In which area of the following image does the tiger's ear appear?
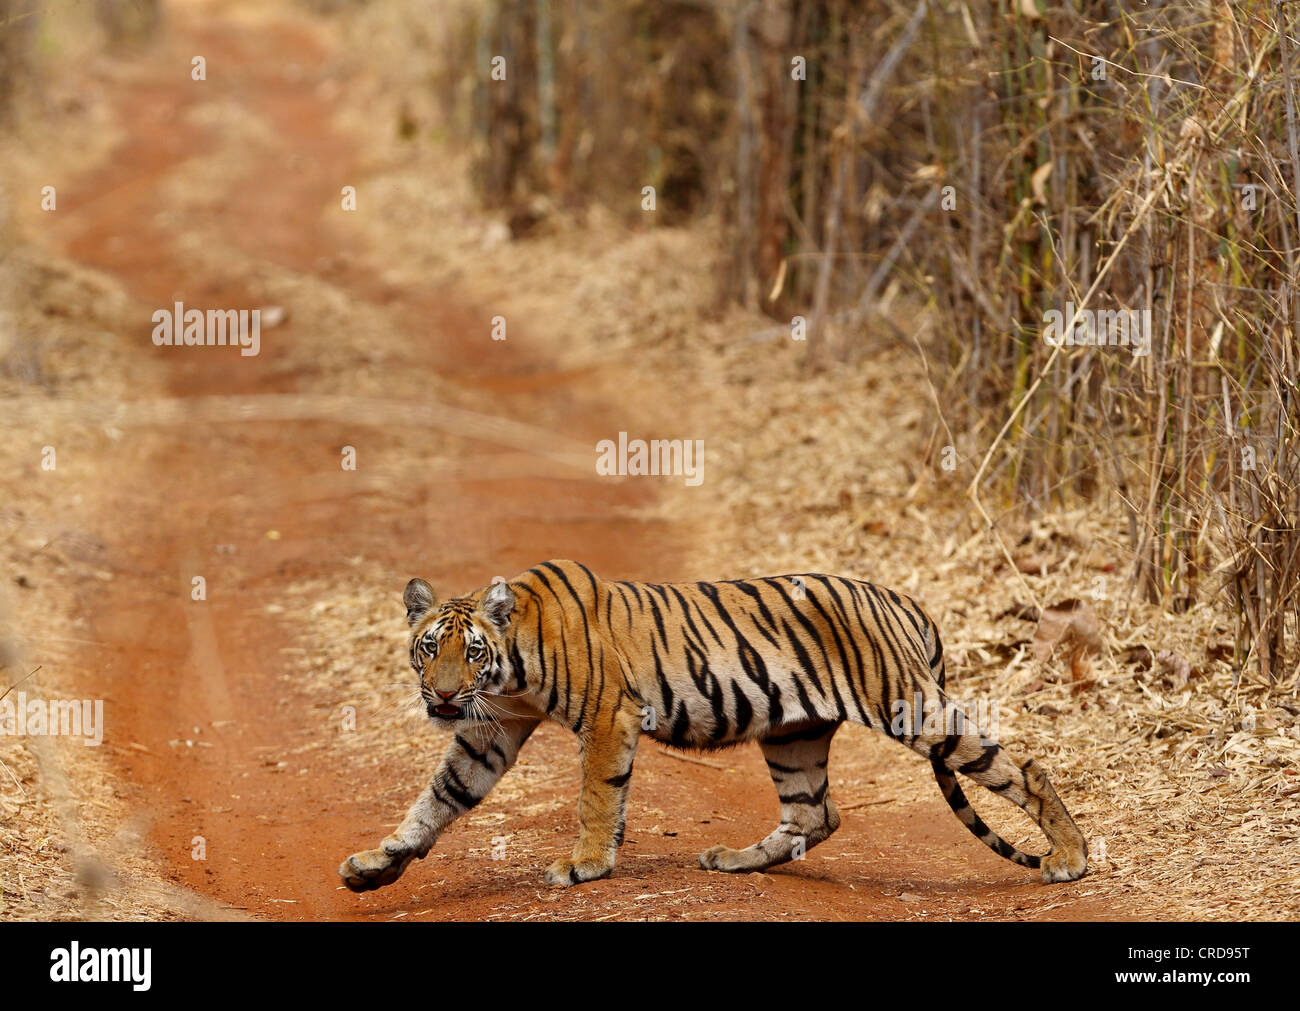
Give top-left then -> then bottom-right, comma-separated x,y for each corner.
403,578 -> 436,627
481,579 -> 516,630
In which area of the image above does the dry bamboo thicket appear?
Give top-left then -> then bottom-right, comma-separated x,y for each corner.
453,0 -> 1299,683
937,1 -> 1299,687
93,0 -> 163,49
0,1 -> 162,123
451,0 -> 733,226
0,2 -> 40,123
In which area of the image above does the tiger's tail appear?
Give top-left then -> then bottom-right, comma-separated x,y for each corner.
930,759 -> 1042,869
923,617 -> 1043,870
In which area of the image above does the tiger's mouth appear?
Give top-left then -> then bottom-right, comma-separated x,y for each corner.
428,702 -> 464,720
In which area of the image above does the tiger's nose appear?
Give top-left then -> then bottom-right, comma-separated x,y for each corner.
434,689 -> 457,701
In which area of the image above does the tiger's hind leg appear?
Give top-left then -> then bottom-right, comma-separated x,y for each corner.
901,692 -> 1087,883
936,729 -> 1087,882
699,723 -> 840,873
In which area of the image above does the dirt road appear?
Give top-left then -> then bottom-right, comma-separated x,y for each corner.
37,1 -> 1118,920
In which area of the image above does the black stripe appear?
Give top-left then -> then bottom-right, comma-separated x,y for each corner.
730,580 -> 782,640
442,765 -> 480,809
778,781 -> 829,806
668,704 -> 692,748
956,740 -> 1002,775
652,642 -> 675,719
834,581 -> 881,727
761,578 -> 838,707
731,681 -> 753,736
454,735 -> 496,771
540,562 -> 598,731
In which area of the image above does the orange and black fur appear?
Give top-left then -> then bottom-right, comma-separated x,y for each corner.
339,560 -> 1087,890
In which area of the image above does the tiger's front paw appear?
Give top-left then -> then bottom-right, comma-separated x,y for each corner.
338,843 -> 415,893
543,856 -> 613,887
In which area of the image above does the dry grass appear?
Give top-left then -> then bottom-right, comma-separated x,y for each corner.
0,10 -> 231,915
0,247 -> 223,920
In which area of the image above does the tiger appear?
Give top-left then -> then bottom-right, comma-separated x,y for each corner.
338,559 -> 1087,891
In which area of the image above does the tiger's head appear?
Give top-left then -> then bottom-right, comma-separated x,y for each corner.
402,577 -> 516,725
